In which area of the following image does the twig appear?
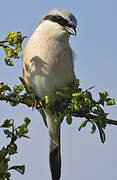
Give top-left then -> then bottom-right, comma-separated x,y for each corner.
0,39 -> 7,48
71,111 -> 117,126
89,114 -> 117,126
0,40 -> 8,43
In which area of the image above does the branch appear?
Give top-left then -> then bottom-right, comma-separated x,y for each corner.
71,111 -> 117,126
0,40 -> 7,48
90,114 -> 117,126
0,34 -> 27,44
0,94 -> 29,106
0,94 -> 117,126
0,33 -> 27,48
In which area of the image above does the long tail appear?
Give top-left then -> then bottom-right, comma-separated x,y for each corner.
45,110 -> 61,180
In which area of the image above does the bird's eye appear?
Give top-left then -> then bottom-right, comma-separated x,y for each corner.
57,16 -> 62,21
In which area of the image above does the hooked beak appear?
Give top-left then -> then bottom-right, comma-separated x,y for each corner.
64,26 -> 76,35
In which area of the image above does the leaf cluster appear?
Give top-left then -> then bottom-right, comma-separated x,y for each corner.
0,32 -> 26,66
55,80 -> 115,143
0,118 -> 30,180
0,77 -> 35,107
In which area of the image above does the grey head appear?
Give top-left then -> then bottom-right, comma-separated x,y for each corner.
39,8 -> 77,35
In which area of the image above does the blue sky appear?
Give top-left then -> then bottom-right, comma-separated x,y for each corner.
0,0 -> 117,180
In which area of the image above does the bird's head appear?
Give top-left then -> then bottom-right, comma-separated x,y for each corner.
38,9 -> 77,37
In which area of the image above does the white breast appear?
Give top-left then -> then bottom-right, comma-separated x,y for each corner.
22,20 -> 76,100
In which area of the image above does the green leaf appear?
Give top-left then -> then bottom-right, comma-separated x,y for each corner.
3,129 -> 12,138
8,165 -> 25,175
14,85 -> 24,92
16,127 -> 28,136
91,123 -> 96,134
0,83 -> 11,92
96,123 -> 106,143
16,117 -> 31,137
15,46 -> 22,52
106,98 -> 115,106
24,117 -> 31,126
19,77 -> 33,93
0,119 -> 12,128
99,92 -> 109,105
72,92 -> 82,98
19,77 -> 26,85
99,128 -> 105,143
78,120 -> 88,131
6,172 -> 11,180
66,115 -> 72,125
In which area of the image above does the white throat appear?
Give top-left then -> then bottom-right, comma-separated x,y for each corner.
34,20 -> 70,41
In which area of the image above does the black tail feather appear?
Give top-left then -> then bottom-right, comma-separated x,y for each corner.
49,147 -> 61,180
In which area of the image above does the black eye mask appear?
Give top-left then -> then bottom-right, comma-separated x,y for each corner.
44,15 -> 74,29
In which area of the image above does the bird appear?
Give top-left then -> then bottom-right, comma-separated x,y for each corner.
22,8 -> 77,180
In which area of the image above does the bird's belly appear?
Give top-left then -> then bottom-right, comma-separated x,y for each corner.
30,56 -> 75,100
